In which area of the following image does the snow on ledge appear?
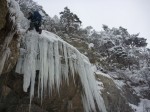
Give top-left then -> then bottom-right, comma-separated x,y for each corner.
129,99 -> 150,112
96,71 -> 112,79
15,30 -> 107,112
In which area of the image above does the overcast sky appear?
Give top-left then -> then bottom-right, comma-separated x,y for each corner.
34,0 -> 150,48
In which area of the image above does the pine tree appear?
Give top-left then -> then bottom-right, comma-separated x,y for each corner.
60,7 -> 82,33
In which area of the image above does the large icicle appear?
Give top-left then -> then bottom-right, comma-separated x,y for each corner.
54,41 -> 61,92
63,43 -> 69,84
48,42 -> 55,95
16,30 -> 107,112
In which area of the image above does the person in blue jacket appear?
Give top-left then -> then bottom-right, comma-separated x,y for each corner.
28,11 -> 42,34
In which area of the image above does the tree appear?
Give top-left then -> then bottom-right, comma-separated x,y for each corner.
124,34 -> 147,47
102,24 -> 109,31
16,0 -> 42,16
60,7 -> 82,33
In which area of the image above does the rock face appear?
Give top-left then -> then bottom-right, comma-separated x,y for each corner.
96,74 -> 136,112
0,0 -> 19,75
0,0 -> 8,30
0,71 -> 84,112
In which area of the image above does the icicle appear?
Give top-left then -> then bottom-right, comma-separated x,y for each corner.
23,32 -> 38,93
54,41 -> 61,92
58,41 -> 63,83
59,41 -> 63,55
42,39 -> 49,94
85,63 -> 106,112
39,37 -> 44,102
73,59 -> 78,74
82,95 -> 91,112
68,47 -> 77,85
48,42 -> 55,95
76,52 -> 96,111
15,48 -> 26,74
23,58 -> 31,92
68,47 -> 75,77
63,43 -> 69,84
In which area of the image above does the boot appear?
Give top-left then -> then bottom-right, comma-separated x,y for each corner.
39,29 -> 42,34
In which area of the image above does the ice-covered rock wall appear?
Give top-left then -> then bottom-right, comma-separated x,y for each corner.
1,0 -> 106,112
0,0 -> 22,75
15,30 -> 107,112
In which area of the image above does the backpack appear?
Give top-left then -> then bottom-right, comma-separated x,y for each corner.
33,11 -> 42,22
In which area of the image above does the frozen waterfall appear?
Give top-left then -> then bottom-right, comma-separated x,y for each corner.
15,30 -> 107,112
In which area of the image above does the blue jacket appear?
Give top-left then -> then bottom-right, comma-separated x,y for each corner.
28,11 -> 42,23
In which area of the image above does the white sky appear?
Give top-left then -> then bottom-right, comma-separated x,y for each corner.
34,0 -> 150,48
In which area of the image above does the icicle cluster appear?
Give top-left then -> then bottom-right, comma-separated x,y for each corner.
16,30 -> 107,112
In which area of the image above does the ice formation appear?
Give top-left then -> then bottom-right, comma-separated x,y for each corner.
2,0 -> 107,112
0,0 -> 22,75
16,30 -> 107,112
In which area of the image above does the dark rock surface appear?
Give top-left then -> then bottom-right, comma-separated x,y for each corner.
0,0 -> 8,30
97,74 -> 137,112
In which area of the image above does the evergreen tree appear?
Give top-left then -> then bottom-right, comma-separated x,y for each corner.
124,34 -> 147,47
60,7 -> 82,33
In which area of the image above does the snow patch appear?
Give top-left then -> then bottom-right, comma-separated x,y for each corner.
97,80 -> 104,93
96,71 -> 112,79
88,43 -> 94,49
114,80 -> 125,89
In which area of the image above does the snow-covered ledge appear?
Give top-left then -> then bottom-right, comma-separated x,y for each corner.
16,30 -> 107,112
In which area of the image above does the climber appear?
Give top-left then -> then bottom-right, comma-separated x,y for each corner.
27,11 -> 42,34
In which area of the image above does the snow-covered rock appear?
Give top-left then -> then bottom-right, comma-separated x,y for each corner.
88,43 -> 94,49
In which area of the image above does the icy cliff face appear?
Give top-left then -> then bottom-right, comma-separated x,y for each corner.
15,30 -> 107,112
0,0 -> 22,75
0,0 -> 107,112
